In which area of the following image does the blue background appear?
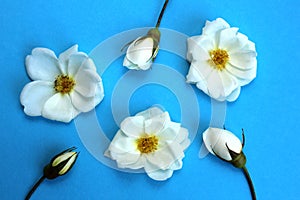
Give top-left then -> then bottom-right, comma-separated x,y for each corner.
1,0 -> 299,199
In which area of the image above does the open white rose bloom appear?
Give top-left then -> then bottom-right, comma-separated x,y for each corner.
20,45 -> 104,123
186,18 -> 257,102
203,127 -> 243,161
105,107 -> 190,181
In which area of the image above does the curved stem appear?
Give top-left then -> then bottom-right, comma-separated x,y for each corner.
242,166 -> 256,200
25,175 -> 46,200
155,0 -> 169,28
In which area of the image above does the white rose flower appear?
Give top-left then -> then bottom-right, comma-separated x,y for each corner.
20,45 -> 104,123
105,107 -> 190,181
186,18 -> 257,102
123,28 -> 160,70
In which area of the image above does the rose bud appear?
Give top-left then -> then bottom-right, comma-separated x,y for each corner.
123,29 -> 160,70
203,127 -> 256,200
25,147 -> 79,200
123,0 -> 169,70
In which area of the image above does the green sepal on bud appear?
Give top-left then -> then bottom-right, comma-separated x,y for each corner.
147,28 -> 160,61
225,143 -> 247,168
147,28 -> 161,43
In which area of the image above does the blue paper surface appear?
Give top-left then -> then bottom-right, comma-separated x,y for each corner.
0,0 -> 299,199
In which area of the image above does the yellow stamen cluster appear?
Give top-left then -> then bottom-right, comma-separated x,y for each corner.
136,135 -> 159,154
54,75 -> 76,94
209,49 -> 229,71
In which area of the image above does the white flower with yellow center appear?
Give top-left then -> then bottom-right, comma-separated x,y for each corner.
186,18 -> 257,101
105,107 -> 190,181
20,45 -> 104,123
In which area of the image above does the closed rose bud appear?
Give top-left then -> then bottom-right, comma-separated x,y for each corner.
203,127 -> 256,200
122,0 -> 169,70
25,147 -> 79,200
123,29 -> 160,70
203,127 -> 245,165
43,147 -> 79,179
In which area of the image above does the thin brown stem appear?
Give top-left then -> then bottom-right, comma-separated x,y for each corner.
242,166 -> 256,200
155,0 -> 169,28
25,175 -> 46,200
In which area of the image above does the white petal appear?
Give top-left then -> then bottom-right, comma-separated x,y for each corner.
224,32 -> 249,53
157,122 -> 181,142
218,28 -> 240,50
119,155 -> 145,169
59,154 -> 77,175
42,93 -> 79,123
206,70 -> 239,101
229,35 -> 256,55
52,152 -> 75,166
67,53 -> 90,76
94,81 -> 105,106
226,63 -> 256,86
146,142 -> 184,170
26,48 -> 61,81
195,80 -> 209,95
58,44 -> 78,74
245,40 -> 256,52
174,127 -> 189,144
145,162 -> 174,181
120,116 -> 145,138
109,131 -> 138,153
203,127 -> 243,161
204,70 -> 226,100
71,80 -> 104,112
219,71 -> 240,96
126,37 -> 154,66
136,107 -> 164,120
123,58 -> 152,70
186,66 -> 203,84
123,57 -> 139,70
20,81 -> 55,116
190,35 -> 215,53
115,153 -> 141,168
187,36 -> 211,62
70,90 -> 97,112
169,159 -> 183,170
175,128 -> 190,150
229,50 -> 257,70
138,61 -> 152,70
226,86 -> 241,102
144,112 -> 170,135
202,18 -> 230,36
81,57 -> 97,71
186,61 -> 213,84
107,136 -> 143,169
74,69 -> 101,97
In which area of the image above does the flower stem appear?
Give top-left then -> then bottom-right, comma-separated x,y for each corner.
242,166 -> 256,200
25,175 -> 46,200
155,0 -> 169,28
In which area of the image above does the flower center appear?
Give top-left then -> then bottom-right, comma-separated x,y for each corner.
209,49 -> 229,70
136,135 -> 159,154
54,75 -> 76,94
